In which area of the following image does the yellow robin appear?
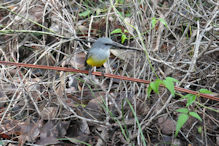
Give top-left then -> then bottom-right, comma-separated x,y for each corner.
85,37 -> 114,68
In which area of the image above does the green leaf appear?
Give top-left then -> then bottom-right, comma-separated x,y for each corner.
111,28 -> 122,34
95,8 -> 101,16
121,33 -> 127,43
124,29 -> 128,33
162,77 -> 178,96
117,0 -> 125,4
165,77 -> 179,83
118,11 -> 124,18
189,112 -> 202,121
199,89 -> 212,94
147,86 -> 152,98
184,94 -> 196,107
79,10 -> 91,17
197,126 -> 202,134
183,94 -> 193,99
176,108 -> 189,114
159,18 -> 168,27
151,17 -> 157,28
163,79 -> 175,96
149,79 -> 162,94
175,113 -> 189,136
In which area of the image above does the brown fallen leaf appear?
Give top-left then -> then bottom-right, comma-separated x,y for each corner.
37,120 -> 70,145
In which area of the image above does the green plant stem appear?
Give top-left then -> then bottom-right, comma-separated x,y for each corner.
196,102 -> 219,113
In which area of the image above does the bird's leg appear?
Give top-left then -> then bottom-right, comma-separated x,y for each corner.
101,71 -> 105,77
88,68 -> 93,76
89,67 -> 97,80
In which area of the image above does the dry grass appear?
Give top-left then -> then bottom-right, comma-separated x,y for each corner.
0,0 -> 218,145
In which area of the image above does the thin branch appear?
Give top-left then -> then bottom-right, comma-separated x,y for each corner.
0,61 -> 218,101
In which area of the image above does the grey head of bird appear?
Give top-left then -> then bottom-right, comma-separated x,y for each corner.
92,37 -> 114,49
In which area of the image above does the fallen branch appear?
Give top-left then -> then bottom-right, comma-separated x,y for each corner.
0,61 -> 218,101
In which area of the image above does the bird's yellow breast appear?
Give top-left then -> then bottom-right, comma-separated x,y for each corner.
86,56 -> 107,67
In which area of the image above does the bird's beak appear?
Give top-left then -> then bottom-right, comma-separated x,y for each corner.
111,41 -> 123,48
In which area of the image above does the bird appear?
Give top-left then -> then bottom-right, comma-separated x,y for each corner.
85,37 -> 115,68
